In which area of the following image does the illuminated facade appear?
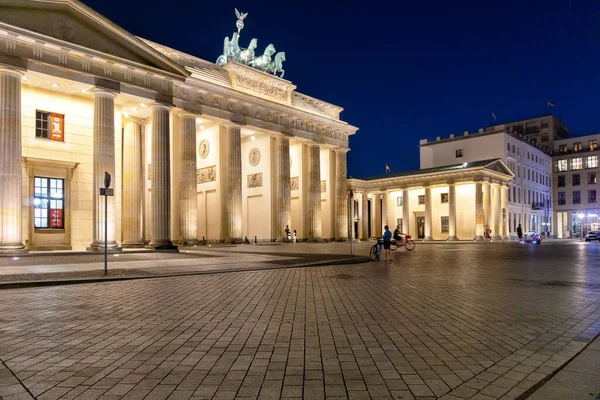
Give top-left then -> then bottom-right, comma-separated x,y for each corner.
0,0 -> 357,252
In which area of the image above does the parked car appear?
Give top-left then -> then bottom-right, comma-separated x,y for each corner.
521,231 -> 542,244
585,231 -> 600,242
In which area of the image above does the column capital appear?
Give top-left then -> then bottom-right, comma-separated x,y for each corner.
149,102 -> 172,111
90,87 -> 117,99
0,67 -> 24,78
222,122 -> 243,130
123,116 -> 144,125
173,110 -> 197,120
333,147 -> 350,154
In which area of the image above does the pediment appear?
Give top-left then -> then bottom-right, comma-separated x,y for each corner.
484,159 -> 514,177
0,0 -> 187,77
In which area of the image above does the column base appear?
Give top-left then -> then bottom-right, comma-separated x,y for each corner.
87,241 -> 122,253
423,236 -> 433,241
121,241 -> 145,249
492,236 -> 503,241
446,236 -> 459,241
146,241 -> 178,251
307,238 -> 322,243
0,245 -> 29,256
474,236 -> 484,241
181,239 -> 200,246
334,238 -> 350,242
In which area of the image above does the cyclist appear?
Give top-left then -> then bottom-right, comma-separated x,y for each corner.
393,225 -> 403,244
382,225 -> 393,261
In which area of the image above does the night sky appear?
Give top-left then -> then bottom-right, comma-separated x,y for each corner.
81,0 -> 600,178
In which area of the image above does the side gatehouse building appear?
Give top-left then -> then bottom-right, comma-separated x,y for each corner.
0,0 -> 358,253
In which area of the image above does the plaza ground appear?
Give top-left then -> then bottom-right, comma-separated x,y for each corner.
0,241 -> 599,399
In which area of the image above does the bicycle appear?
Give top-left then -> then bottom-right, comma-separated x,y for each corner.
369,234 -> 415,261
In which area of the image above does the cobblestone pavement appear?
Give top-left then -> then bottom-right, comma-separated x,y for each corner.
1,242 -> 600,400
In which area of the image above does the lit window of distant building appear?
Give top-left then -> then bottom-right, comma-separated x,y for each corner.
559,144 -> 568,153
586,155 -> 598,169
590,140 -> 598,151
570,157 -> 583,170
455,149 -> 463,158
574,142 -> 582,152
556,159 -> 568,172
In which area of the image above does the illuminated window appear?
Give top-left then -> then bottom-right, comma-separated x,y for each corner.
570,157 -> 583,170
34,177 -> 64,228
589,140 -> 598,151
574,142 -> 582,152
440,193 -> 448,203
589,172 -> 597,184
418,195 -> 425,205
559,144 -> 568,153
556,159 -> 568,172
441,216 -> 449,233
586,155 -> 598,169
36,110 -> 64,141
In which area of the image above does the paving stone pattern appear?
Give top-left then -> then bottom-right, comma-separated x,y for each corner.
1,243 -> 600,400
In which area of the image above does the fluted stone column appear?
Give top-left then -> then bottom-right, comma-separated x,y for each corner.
374,194 -> 381,236
402,188 -> 410,236
0,68 -> 25,253
225,125 -> 242,243
121,117 -> 143,248
492,183 -> 502,240
361,193 -> 369,240
277,137 -> 291,240
475,181 -> 484,240
179,114 -> 199,245
307,144 -> 322,241
447,183 -> 458,240
334,149 -> 348,241
148,104 -> 176,250
89,88 -> 119,251
501,183 -> 509,240
483,181 -> 491,238
381,190 -> 388,232
424,186 -> 432,240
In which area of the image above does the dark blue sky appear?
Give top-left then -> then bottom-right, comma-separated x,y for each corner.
82,0 -> 600,178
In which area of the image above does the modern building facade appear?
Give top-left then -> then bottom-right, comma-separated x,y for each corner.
0,0 -> 357,253
490,114 -> 569,152
552,134 -> 600,238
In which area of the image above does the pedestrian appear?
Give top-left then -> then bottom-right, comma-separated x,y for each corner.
284,225 -> 291,242
382,225 -> 393,261
517,224 -> 523,240
393,224 -> 403,244
293,229 -> 298,243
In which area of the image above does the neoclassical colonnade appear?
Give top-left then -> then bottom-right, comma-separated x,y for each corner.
0,68 -> 352,252
348,160 -> 513,241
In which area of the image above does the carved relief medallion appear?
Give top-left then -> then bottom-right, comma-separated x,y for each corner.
247,173 -> 263,188
249,147 -> 261,166
198,139 -> 210,159
197,166 -> 216,184
290,177 -> 299,191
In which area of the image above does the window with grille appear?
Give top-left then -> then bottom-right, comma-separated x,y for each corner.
558,176 -> 565,187
589,190 -> 597,204
396,196 -> 403,207
418,195 -> 425,205
396,218 -> 403,232
586,155 -> 598,169
36,111 -> 64,141
455,149 -> 463,158
441,216 -> 449,233
573,191 -> 581,205
573,174 -> 580,186
558,192 -> 566,205
440,193 -> 448,203
556,159 -> 568,172
34,177 -> 64,228
570,158 -> 583,170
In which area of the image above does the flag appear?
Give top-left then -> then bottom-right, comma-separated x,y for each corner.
385,164 -> 390,173
491,111 -> 497,122
547,100 -> 555,109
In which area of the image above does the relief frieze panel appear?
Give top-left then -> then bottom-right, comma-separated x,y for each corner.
290,177 -> 299,191
247,173 -> 263,188
197,166 -> 216,184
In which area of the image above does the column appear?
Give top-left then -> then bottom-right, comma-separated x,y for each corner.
447,183 -> 458,240
361,193 -> 369,240
0,68 -> 25,253
483,181 -> 491,238
423,186 -> 433,240
492,183 -> 502,240
148,104 -> 176,250
402,188 -> 410,236
276,137 -> 291,241
225,125 -> 242,243
374,194 -> 381,236
121,117 -> 143,247
307,144 -> 321,241
475,181 -> 484,240
335,149 -> 349,241
179,114 -> 198,245
89,88 -> 119,251
382,191 -> 389,233
501,183 -> 509,240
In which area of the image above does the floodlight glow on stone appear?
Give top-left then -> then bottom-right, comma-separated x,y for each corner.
51,82 -> 59,87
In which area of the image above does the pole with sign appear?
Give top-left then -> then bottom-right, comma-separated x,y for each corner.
100,172 -> 113,275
